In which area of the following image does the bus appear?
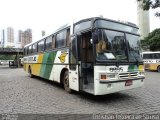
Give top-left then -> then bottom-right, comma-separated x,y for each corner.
23,17 -> 145,95
142,51 -> 160,72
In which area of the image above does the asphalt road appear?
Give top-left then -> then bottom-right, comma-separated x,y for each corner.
0,65 -> 160,119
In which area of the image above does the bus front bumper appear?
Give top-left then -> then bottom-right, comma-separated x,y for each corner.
94,77 -> 145,95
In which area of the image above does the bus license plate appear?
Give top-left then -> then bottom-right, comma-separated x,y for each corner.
125,80 -> 132,86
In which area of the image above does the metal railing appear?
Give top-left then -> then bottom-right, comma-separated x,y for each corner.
0,48 -> 23,54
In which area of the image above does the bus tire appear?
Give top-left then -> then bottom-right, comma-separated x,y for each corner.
63,71 -> 72,93
157,66 -> 160,72
28,66 -> 34,78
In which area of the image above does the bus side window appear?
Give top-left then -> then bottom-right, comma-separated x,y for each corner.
46,36 -> 52,50
23,49 -> 25,56
52,35 -> 55,49
154,53 -> 159,59
81,32 -> 93,63
153,53 -> 156,59
158,53 -> 160,59
24,48 -> 27,55
81,36 -> 86,62
56,30 -> 66,48
32,44 -> 34,53
69,36 -> 77,70
37,42 -> 40,52
32,43 -> 37,53
66,29 -> 70,47
28,46 -> 32,55
38,40 -> 45,52
144,54 -> 151,59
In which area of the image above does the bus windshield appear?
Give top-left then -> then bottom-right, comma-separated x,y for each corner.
126,34 -> 142,62
94,29 -> 142,62
95,19 -> 138,34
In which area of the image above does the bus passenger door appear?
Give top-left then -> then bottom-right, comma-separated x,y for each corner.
69,35 -> 79,91
80,32 -> 94,94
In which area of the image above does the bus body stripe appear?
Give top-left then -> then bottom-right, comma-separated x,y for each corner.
138,65 -> 144,72
128,65 -> 138,72
40,51 -> 57,79
37,54 -> 44,76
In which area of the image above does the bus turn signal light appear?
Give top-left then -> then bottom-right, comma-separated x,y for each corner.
100,74 -> 107,80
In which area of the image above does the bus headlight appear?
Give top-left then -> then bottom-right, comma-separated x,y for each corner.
108,74 -> 116,78
100,74 -> 107,80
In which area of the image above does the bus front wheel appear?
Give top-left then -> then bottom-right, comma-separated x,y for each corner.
157,66 -> 160,72
63,71 -> 72,93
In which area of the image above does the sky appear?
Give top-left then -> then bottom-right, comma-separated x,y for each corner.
0,0 -> 160,42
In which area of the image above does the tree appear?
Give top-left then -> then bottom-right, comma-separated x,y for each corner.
137,0 -> 160,17
141,28 -> 160,51
0,55 -> 16,60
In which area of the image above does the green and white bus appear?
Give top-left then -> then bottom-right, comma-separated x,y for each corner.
23,17 -> 145,95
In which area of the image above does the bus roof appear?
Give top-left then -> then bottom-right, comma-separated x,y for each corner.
142,51 -> 160,54
24,17 -> 138,48
74,17 -> 138,28
24,23 -> 71,48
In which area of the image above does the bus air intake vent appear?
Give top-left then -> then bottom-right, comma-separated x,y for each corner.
119,72 -> 138,79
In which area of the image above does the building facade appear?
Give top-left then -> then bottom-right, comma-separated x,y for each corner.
0,28 -> 32,48
1,27 -> 15,48
21,29 -> 32,48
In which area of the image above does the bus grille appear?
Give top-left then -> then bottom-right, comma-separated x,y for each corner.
119,72 -> 138,79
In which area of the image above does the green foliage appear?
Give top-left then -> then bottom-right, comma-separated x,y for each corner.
0,55 -> 15,60
141,28 -> 160,51
137,0 -> 160,17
